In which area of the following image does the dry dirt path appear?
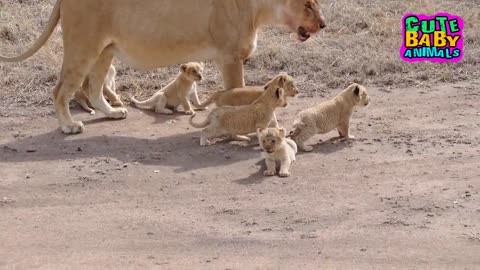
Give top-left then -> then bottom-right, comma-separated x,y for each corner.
1,84 -> 479,269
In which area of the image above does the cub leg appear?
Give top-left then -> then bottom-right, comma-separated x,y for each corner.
180,96 -> 195,115
104,85 -> 123,107
154,95 -> 173,114
337,120 -> 354,139
278,158 -> 292,178
189,84 -> 206,110
264,158 -> 277,176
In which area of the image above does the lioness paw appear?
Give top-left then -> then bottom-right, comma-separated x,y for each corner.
264,170 -> 276,176
279,171 -> 291,178
61,121 -> 85,134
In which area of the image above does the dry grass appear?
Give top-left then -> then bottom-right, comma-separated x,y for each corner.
0,0 -> 479,116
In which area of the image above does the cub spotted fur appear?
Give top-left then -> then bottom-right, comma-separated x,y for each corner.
189,84 -> 288,146
131,62 -> 204,115
290,83 -> 370,152
258,127 -> 297,177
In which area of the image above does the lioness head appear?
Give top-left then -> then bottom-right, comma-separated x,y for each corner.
181,62 -> 205,81
284,0 -> 326,41
257,127 -> 287,153
349,83 -> 370,107
264,72 -> 299,97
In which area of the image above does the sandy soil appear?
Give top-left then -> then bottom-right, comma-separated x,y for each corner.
1,83 -> 479,269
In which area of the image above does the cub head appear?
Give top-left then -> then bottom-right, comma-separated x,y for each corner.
181,62 -> 205,82
349,83 -> 370,107
257,127 -> 287,154
264,72 -> 298,97
283,0 -> 326,42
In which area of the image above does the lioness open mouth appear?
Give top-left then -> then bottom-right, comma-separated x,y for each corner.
297,26 -> 311,42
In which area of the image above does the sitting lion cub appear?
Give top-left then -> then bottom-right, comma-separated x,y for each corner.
290,83 -> 370,152
258,127 -> 297,177
74,64 -> 122,114
131,62 -> 204,115
189,84 -> 288,146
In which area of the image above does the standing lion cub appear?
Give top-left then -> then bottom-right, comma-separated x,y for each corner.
131,62 -> 204,115
258,127 -> 297,177
289,83 -> 370,152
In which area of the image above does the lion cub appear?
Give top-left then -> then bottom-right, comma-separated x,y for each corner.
189,84 -> 288,146
195,72 -> 298,108
258,127 -> 297,177
290,83 -> 370,152
131,62 -> 204,115
74,64 -> 122,114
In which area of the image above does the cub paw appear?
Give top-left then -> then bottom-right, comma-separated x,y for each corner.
61,121 -> 85,134
185,110 -> 195,115
278,171 -> 291,178
264,170 -> 276,176
106,107 -> 128,119
302,145 -> 313,152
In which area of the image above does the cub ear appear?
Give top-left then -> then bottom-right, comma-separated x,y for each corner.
276,88 -> 285,99
278,72 -> 288,85
256,128 -> 264,136
199,62 -> 205,68
278,127 -> 287,137
353,85 -> 360,96
181,64 -> 188,72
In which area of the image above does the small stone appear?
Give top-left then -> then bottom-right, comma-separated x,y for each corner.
26,148 -> 37,153
154,170 -> 160,173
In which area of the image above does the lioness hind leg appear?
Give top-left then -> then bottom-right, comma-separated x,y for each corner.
53,66 -> 90,134
87,46 -> 128,119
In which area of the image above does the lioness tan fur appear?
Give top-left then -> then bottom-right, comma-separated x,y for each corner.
289,83 -> 370,152
189,85 -> 288,146
74,64 -> 121,115
131,62 -> 204,115
0,0 -> 325,134
258,127 -> 297,177
195,72 -> 298,128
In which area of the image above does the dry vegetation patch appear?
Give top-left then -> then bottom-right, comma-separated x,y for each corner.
0,0 -> 479,116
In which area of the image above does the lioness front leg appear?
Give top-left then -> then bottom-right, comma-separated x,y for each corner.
268,113 -> 280,128
264,158 -> 276,176
87,47 -> 128,120
217,58 -> 245,89
278,158 -> 292,178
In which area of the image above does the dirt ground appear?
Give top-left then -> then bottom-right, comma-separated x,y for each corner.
1,82 -> 479,269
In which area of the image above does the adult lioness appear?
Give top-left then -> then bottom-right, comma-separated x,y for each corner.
0,0 -> 325,134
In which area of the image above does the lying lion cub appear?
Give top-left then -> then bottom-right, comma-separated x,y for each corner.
74,64 -> 122,114
189,84 -> 288,146
290,83 -> 370,152
131,62 -> 204,115
258,127 -> 297,178
195,72 -> 298,108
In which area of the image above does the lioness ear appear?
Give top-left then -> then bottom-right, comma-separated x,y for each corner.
181,64 -> 188,72
353,85 -> 360,96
